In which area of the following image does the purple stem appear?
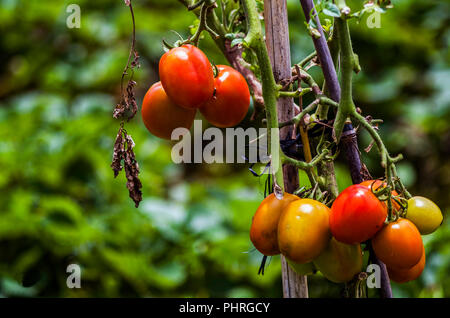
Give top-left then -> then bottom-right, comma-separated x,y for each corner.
299,0 -> 340,102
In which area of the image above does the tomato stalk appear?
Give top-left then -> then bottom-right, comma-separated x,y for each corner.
186,1 -> 219,46
241,0 -> 285,193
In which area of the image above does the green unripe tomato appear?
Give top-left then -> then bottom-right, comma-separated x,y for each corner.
406,196 -> 443,235
313,237 -> 363,283
286,258 -> 316,276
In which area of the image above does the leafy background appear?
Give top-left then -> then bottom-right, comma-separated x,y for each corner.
0,0 -> 448,297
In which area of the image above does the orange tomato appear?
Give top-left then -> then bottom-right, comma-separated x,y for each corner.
141,82 -> 196,140
359,180 -> 401,211
387,246 -> 425,283
278,199 -> 331,264
250,193 -> 299,256
372,218 -> 423,269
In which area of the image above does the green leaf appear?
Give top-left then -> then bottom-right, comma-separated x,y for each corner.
323,3 -> 341,17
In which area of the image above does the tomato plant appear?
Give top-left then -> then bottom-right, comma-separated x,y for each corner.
141,82 -> 196,140
250,192 -> 299,256
277,199 -> 331,264
159,44 -> 214,109
330,185 -> 387,244
372,218 -> 423,269
406,196 -> 443,235
200,65 -> 251,128
113,0 -> 445,299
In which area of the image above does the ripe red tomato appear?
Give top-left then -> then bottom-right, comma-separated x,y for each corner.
250,193 -> 299,256
372,218 -> 423,269
159,44 -> 214,109
387,246 -> 425,283
330,185 -> 387,244
278,199 -> 331,264
359,180 -> 401,212
200,65 -> 250,128
141,82 -> 196,140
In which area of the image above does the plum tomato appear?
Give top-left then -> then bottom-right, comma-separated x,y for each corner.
141,82 -> 196,140
387,246 -> 425,283
406,196 -> 443,235
200,65 -> 250,128
330,185 -> 387,244
313,238 -> 363,283
278,199 -> 331,264
250,192 -> 299,256
372,218 -> 423,269
159,44 -> 214,109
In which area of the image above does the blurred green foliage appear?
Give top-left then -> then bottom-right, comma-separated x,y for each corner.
0,0 -> 448,297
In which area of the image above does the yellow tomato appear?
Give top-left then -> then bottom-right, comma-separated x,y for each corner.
278,199 -> 331,264
406,196 -> 443,235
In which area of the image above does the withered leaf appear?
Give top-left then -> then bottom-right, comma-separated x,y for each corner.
123,133 -> 142,207
111,127 -> 142,207
111,127 -> 125,177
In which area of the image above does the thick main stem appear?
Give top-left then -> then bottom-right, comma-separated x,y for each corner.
263,0 -> 308,298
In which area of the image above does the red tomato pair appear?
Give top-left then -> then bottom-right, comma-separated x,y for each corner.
141,45 -> 250,139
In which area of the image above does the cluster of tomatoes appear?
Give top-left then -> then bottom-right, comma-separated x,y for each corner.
141,44 -> 251,140
250,180 -> 443,284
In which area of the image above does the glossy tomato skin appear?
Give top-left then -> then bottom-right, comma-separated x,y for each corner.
141,82 -> 196,140
372,218 -> 423,269
330,185 -> 387,244
278,199 -> 331,264
359,180 -> 400,212
387,246 -> 425,283
250,193 -> 299,256
406,196 -> 443,235
313,238 -> 363,283
200,65 -> 250,128
159,44 -> 214,109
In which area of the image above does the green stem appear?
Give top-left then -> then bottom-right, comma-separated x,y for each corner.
242,0 -> 284,190
277,87 -> 312,98
297,51 -> 317,68
333,16 -> 356,142
279,97 -> 337,128
188,2 -> 215,46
